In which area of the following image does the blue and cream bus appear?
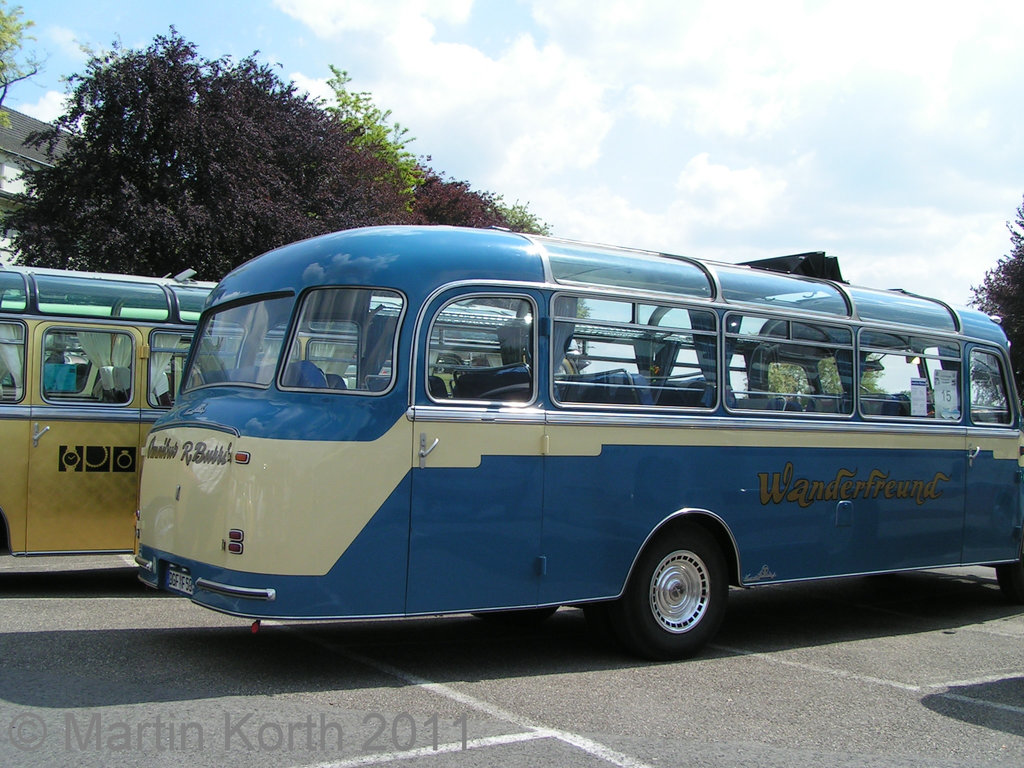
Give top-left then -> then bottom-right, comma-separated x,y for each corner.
0,264 -> 213,556
135,226 -> 1024,659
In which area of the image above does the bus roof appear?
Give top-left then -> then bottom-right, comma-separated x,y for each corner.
208,225 -> 1006,346
0,264 -> 215,324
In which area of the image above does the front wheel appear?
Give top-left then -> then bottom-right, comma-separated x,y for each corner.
608,523 -> 728,660
995,550 -> 1024,603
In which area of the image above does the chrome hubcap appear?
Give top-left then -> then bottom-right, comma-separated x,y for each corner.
649,549 -> 709,634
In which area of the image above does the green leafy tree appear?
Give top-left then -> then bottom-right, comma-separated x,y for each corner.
972,196 -> 1024,395
7,30 -> 412,279
494,197 -> 551,235
0,1 -> 40,124
325,66 -> 423,206
325,67 -> 550,234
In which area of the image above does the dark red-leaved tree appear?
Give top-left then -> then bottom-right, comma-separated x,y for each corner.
411,170 -> 510,229
7,30 -> 413,279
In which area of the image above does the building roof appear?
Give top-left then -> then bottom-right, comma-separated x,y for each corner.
0,106 -> 67,166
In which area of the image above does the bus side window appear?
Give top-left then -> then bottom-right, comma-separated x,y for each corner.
428,296 -> 535,403
969,348 -> 1012,425
726,314 -> 853,414
41,328 -> 134,404
552,297 -> 717,409
0,321 -> 26,403
149,331 -> 193,407
859,331 -> 961,421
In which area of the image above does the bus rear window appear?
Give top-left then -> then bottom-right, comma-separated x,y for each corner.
184,296 -> 293,389
281,288 -> 404,393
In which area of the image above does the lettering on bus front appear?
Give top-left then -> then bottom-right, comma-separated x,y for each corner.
146,436 -> 233,467
757,461 -> 952,508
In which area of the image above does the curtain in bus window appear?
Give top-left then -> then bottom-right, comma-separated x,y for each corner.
149,346 -> 173,403
0,322 -> 24,400
78,331 -> 133,403
149,332 -> 191,405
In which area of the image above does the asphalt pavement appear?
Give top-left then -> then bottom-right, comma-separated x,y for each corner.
1,555 -> 1022,767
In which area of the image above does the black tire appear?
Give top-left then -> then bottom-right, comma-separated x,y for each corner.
995,552 -> 1024,603
471,606 -> 558,626
607,523 -> 728,660
582,602 -> 623,649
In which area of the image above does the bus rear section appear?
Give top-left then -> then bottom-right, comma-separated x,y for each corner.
135,225 -> 1024,660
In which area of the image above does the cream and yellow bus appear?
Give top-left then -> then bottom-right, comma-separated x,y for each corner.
0,264 -> 213,556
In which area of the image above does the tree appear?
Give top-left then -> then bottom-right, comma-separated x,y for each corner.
0,1 -> 40,124
6,30 -> 412,279
325,66 -> 422,206
972,195 -> 1024,394
494,197 -> 551,236
325,66 -> 550,234
410,170 -> 509,229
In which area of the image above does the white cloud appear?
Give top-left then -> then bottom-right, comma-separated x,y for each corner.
274,0 -> 1023,307
13,91 -> 67,123
44,25 -> 89,61
674,153 -> 788,229
273,0 -> 472,37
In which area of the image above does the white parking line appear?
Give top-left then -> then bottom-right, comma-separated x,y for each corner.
712,643 -> 1024,718
710,643 -> 924,691
285,627 -> 655,768
304,730 -> 555,768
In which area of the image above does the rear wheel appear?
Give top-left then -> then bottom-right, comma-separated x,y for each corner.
608,523 -> 728,660
995,551 -> 1024,603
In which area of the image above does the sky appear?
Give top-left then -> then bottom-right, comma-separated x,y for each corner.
9,0 -> 1024,307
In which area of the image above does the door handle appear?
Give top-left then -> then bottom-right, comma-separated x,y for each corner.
32,423 -> 50,447
419,433 -> 439,468
967,445 -> 981,467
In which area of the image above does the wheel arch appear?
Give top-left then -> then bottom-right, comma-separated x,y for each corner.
639,509 -> 742,588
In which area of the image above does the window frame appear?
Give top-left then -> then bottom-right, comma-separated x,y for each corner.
857,329 -> 962,423
147,329 -> 195,408
425,292 -> 538,406
278,286 -> 406,397
550,291 -> 719,411
0,319 -> 27,403
724,311 -> 854,417
968,346 -> 1015,427
39,325 -> 136,407
183,293 -> 294,393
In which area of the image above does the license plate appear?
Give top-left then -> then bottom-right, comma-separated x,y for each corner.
166,566 -> 194,596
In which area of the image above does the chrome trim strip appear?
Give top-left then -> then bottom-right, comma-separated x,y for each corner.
196,578 -> 277,601
408,405 -> 546,425
25,405 -> 144,423
134,554 -> 154,573
0,404 -> 32,419
7,548 -> 133,557
542,409 -> 970,437
148,420 -> 240,437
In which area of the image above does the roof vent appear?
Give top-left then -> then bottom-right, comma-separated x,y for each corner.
741,252 -> 845,282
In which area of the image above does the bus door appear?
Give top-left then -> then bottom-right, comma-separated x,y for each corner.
407,291 -> 545,613
962,346 -> 1024,563
0,319 -> 29,552
25,323 -> 142,553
